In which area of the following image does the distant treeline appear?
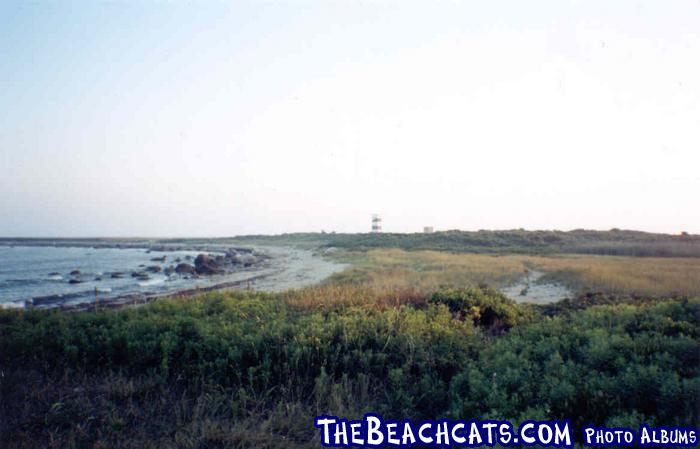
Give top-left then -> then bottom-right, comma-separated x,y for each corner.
3,229 -> 698,257
232,229 -> 700,257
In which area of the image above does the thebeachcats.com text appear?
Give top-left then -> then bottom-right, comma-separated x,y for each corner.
314,414 -> 698,448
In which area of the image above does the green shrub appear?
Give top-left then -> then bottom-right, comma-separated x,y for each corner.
0,290 -> 697,448
430,286 -> 523,331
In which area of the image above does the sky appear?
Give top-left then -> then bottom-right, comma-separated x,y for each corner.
1,1 -> 698,237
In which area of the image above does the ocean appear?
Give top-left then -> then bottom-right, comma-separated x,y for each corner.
0,245 -> 213,308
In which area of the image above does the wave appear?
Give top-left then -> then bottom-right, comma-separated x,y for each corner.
138,278 -> 165,287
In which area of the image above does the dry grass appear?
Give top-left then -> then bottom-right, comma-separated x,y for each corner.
280,284 -> 428,312
532,255 -> 700,296
326,249 -> 700,297
327,249 -> 530,289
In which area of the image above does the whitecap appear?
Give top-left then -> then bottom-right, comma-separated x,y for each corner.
138,278 -> 165,287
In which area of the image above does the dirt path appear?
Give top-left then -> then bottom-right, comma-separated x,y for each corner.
501,270 -> 572,304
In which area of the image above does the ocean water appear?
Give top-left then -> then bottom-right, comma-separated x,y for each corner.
0,246 -> 214,308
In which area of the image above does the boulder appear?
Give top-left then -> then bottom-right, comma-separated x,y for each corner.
31,294 -> 65,306
175,263 -> 196,274
69,270 -> 81,276
164,265 -> 175,275
194,253 -> 225,275
150,256 -> 167,262
111,272 -> 125,279
240,254 -> 257,267
69,279 -> 83,284
145,265 -> 162,273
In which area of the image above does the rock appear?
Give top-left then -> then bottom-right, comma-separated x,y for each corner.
150,256 -> 167,262
164,265 -> 175,275
31,294 -> 65,306
69,279 -> 83,284
137,274 -> 150,281
194,253 -> 225,275
94,276 -> 102,281
175,257 -> 182,263
240,254 -> 257,267
150,244 -> 180,252
175,263 -> 196,274
131,271 -> 146,277
185,255 -> 193,260
145,265 -> 162,273
48,272 -> 61,276
70,269 -> 81,276
111,272 -> 125,279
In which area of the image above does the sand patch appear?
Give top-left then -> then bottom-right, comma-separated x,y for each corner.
501,270 -> 572,304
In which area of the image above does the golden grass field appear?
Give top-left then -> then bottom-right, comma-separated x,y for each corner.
324,248 -> 700,297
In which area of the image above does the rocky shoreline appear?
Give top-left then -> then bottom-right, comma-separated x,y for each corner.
1,242 -> 347,311
58,269 -> 282,313
21,246 -> 271,308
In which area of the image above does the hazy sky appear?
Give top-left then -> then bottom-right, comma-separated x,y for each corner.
1,1 -> 698,237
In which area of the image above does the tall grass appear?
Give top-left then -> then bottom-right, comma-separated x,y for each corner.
533,255 -> 700,296
327,249 -> 700,297
327,249 -> 531,290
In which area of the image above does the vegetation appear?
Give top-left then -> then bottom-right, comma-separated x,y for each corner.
326,249 -> 700,297
228,229 -> 700,258
1,285 -> 698,448
532,254 -> 700,296
4,229 -> 699,258
2,230 -> 699,448
325,249 -> 529,292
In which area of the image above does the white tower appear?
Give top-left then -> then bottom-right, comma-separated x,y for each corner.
371,214 -> 382,233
